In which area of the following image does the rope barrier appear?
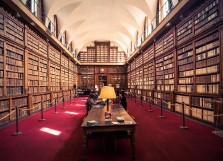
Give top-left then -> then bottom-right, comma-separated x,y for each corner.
0,109 -> 15,121
129,94 -> 223,118
18,102 -> 41,111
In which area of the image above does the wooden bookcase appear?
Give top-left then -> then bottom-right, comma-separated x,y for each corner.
127,0 -> 223,126
194,31 -> 220,94
28,53 -> 39,94
0,7 -> 78,126
78,41 -> 126,63
177,43 -> 194,93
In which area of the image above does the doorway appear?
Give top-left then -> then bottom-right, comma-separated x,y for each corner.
98,75 -> 107,88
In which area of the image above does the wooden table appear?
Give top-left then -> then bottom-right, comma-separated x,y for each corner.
81,104 -> 137,160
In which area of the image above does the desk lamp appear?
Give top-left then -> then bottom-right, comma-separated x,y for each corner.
98,86 -> 116,111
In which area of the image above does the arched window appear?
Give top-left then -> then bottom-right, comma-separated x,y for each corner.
157,0 -> 173,23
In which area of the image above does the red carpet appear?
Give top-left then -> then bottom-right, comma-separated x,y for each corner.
0,97 -> 222,161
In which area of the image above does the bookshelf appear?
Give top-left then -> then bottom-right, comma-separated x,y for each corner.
0,7 -> 79,126
42,93 -> 51,109
61,54 -> 69,69
61,67 -> 69,90
28,53 -> 39,94
176,18 -> 193,45
195,31 -> 220,94
109,47 -> 118,62
39,58 -> 48,93
0,40 -> 4,96
162,92 -> 171,109
4,10 -> 24,46
163,30 -> 174,53
194,0 -> 219,35
78,42 -> 126,63
136,54 -> 142,68
0,12 -> 4,36
154,92 -> 161,106
143,64 -> 149,90
0,98 -> 9,125
175,94 -> 190,115
155,39 -> 163,57
49,63 -> 56,91
87,47 -> 96,62
117,51 -> 126,62
163,52 -> 174,91
177,43 -> 194,93
143,45 -> 154,64
155,57 -> 164,91
191,96 -> 214,123
32,94 -> 41,112
148,61 -> 154,90
78,51 -> 87,62
130,70 -> 135,89
69,61 -> 74,89
5,42 -> 24,96
27,29 -> 39,54
49,45 -> 60,64
96,43 -> 109,62
12,96 -> 28,118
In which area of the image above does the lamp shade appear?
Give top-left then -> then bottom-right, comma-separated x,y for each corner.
98,86 -> 116,99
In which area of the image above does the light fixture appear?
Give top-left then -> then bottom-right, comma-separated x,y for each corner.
98,86 -> 116,111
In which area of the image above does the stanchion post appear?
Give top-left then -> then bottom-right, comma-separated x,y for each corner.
39,101 -> 45,121
180,102 -> 189,129
139,95 -> 143,108
159,100 -> 165,118
62,96 -> 66,109
135,94 -> 136,103
12,107 -> 22,136
53,98 -> 58,114
70,96 -> 72,105
131,93 -> 132,101
148,96 -> 153,112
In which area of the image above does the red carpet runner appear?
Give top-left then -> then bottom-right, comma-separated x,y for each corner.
0,97 -> 222,161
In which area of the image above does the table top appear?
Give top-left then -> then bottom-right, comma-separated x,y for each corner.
81,104 -> 137,128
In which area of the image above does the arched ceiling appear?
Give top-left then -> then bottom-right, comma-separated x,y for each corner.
44,0 -> 158,53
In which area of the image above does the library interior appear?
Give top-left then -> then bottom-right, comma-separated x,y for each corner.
0,0 -> 223,161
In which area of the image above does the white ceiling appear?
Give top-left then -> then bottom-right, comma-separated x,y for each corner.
44,0 -> 158,53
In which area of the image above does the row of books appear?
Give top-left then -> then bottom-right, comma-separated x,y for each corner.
178,56 -> 193,66
195,32 -> 218,47
6,65 -> 23,74
163,33 -> 174,51
177,19 -> 192,37
6,58 -> 22,68
39,42 -> 48,56
28,80 -> 38,86
196,84 -> 219,94
6,78 -> 23,86
178,51 -> 193,60
6,50 -> 23,60
12,97 -> 27,108
7,87 -> 24,96
195,65 -> 218,75
179,77 -> 194,84
6,71 -> 23,79
28,75 -> 38,80
179,63 -> 193,71
178,85 -> 193,92
195,40 -> 219,54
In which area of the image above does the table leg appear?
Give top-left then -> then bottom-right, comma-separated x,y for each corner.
130,128 -> 136,160
83,130 -> 87,160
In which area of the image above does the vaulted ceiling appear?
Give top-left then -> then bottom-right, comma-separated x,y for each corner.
44,0 -> 158,53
